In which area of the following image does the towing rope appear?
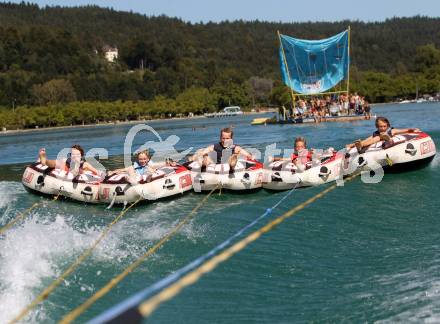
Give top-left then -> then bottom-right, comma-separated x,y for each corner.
0,192 -> 61,236
89,174 -> 359,323
86,183 -> 307,323
138,182 -> 342,318
60,185 -> 220,323
9,197 -> 142,324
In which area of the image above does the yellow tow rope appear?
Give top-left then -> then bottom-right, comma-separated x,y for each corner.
9,197 -> 142,324
137,173 -> 360,319
0,193 -> 61,236
60,185 -> 219,324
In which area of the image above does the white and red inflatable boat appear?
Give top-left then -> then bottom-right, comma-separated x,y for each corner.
22,163 -> 193,204
186,159 -> 264,192
343,132 -> 436,175
98,165 -> 192,205
263,150 -> 344,190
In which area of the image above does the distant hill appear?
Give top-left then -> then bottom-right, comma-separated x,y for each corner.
1,2 -> 440,107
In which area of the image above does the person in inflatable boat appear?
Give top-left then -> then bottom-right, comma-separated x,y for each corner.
38,144 -> 100,176
189,127 -> 253,168
273,136 -> 312,168
346,117 -> 420,152
109,150 -> 156,183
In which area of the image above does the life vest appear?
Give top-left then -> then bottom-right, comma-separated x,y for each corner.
213,142 -> 237,164
133,161 -> 152,176
64,157 -> 85,173
291,149 -> 312,165
373,127 -> 395,149
373,127 -> 393,138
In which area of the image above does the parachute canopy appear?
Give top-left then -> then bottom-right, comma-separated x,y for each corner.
279,30 -> 349,95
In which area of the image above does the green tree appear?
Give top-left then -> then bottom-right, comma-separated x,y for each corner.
31,79 -> 77,105
414,44 -> 440,72
176,87 -> 216,114
269,82 -> 291,107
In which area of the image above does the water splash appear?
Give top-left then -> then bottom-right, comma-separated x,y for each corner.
429,151 -> 440,169
375,264 -> 440,323
95,198 -> 208,261
0,214 -> 99,323
0,195 -> 212,322
0,181 -> 25,212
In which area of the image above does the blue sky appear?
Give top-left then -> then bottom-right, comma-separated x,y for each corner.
4,0 -> 440,23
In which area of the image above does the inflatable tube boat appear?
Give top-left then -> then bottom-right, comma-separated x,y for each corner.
186,159 -> 264,192
343,132 -> 436,175
98,165 -> 193,205
22,163 -> 192,204
263,150 -> 344,190
22,163 -> 102,203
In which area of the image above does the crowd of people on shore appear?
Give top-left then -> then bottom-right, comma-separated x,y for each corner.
292,93 -> 372,121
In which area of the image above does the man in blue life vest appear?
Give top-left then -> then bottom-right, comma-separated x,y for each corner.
189,127 -> 253,168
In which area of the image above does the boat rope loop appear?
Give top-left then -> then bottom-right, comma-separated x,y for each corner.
9,196 -> 143,324
0,192 -> 61,236
88,173 -> 359,324
60,184 -> 220,324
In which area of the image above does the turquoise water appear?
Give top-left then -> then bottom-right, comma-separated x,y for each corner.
0,104 -> 439,323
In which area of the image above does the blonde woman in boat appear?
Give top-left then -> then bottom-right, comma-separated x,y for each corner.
109,150 -> 157,184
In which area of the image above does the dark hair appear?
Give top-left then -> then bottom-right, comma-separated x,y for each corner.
220,127 -> 234,138
375,117 -> 391,128
294,136 -> 307,147
71,144 -> 84,157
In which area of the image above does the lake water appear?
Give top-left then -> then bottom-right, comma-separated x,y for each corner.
0,103 -> 439,323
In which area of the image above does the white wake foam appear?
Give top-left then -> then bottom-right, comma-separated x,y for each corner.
0,196 -> 210,322
429,151 -> 440,169
375,264 -> 440,323
0,214 -> 96,323
95,199 -> 207,261
0,181 -> 25,210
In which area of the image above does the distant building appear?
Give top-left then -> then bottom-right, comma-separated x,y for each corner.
103,45 -> 118,63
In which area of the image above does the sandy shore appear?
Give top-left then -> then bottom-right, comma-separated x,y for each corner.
1,111 -> 274,136
0,115 -> 205,136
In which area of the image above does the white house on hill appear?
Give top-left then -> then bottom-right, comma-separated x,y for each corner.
103,45 -> 118,62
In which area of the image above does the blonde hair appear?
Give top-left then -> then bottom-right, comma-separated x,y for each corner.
136,150 -> 150,159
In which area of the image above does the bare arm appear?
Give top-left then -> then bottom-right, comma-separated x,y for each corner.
190,145 -> 214,161
83,162 -> 100,175
149,161 -> 165,169
392,128 -> 420,135
273,157 -> 290,162
109,166 -> 131,175
235,146 -> 253,159
346,135 -> 375,149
